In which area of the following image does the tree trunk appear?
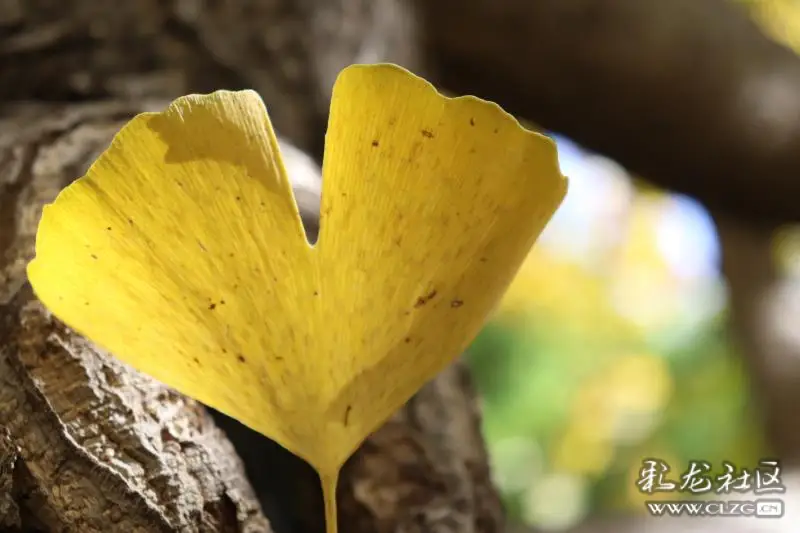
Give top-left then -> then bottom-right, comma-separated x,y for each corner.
715,213 -> 800,467
1,2 -> 504,531
9,0 -> 800,531
0,100 -> 503,533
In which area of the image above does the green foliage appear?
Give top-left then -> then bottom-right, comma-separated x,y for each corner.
466,153 -> 766,528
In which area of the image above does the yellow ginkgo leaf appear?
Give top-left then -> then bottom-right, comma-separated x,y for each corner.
27,63 -> 566,532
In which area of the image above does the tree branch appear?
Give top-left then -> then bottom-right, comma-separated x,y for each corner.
714,212 -> 800,465
416,0 -> 800,226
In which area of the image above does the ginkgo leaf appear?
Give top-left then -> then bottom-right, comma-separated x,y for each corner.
27,63 -> 567,533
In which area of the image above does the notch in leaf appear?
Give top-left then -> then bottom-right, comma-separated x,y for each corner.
27,63 -> 567,533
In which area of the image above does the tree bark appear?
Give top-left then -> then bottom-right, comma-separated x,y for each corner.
0,0 -> 420,159
9,0 -> 800,531
0,100 -> 503,533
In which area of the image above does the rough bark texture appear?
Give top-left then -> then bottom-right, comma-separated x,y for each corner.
0,101 -> 504,533
0,0 -> 420,159
0,101 -> 272,533
0,288 -> 270,533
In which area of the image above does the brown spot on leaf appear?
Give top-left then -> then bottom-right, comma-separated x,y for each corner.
404,337 -> 411,343
106,226 -> 112,231
421,129 -> 434,139
208,303 -> 216,310
220,300 -> 225,305
236,196 -> 241,201
451,299 -> 464,308
344,405 -> 352,426
469,118 -> 475,126
371,140 -> 379,147
415,290 -> 438,308
237,354 -> 246,363
313,291 -> 319,296
90,254 -> 98,260
193,357 -> 201,365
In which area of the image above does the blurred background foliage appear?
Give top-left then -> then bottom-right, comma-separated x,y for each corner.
463,1 -> 800,529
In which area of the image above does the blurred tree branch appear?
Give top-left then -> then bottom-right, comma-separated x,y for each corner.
715,212 -> 800,465
416,0 -> 800,226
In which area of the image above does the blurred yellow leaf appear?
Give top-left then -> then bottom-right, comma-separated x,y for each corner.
744,0 -> 800,51
552,423 -> 615,477
499,248 -> 638,339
